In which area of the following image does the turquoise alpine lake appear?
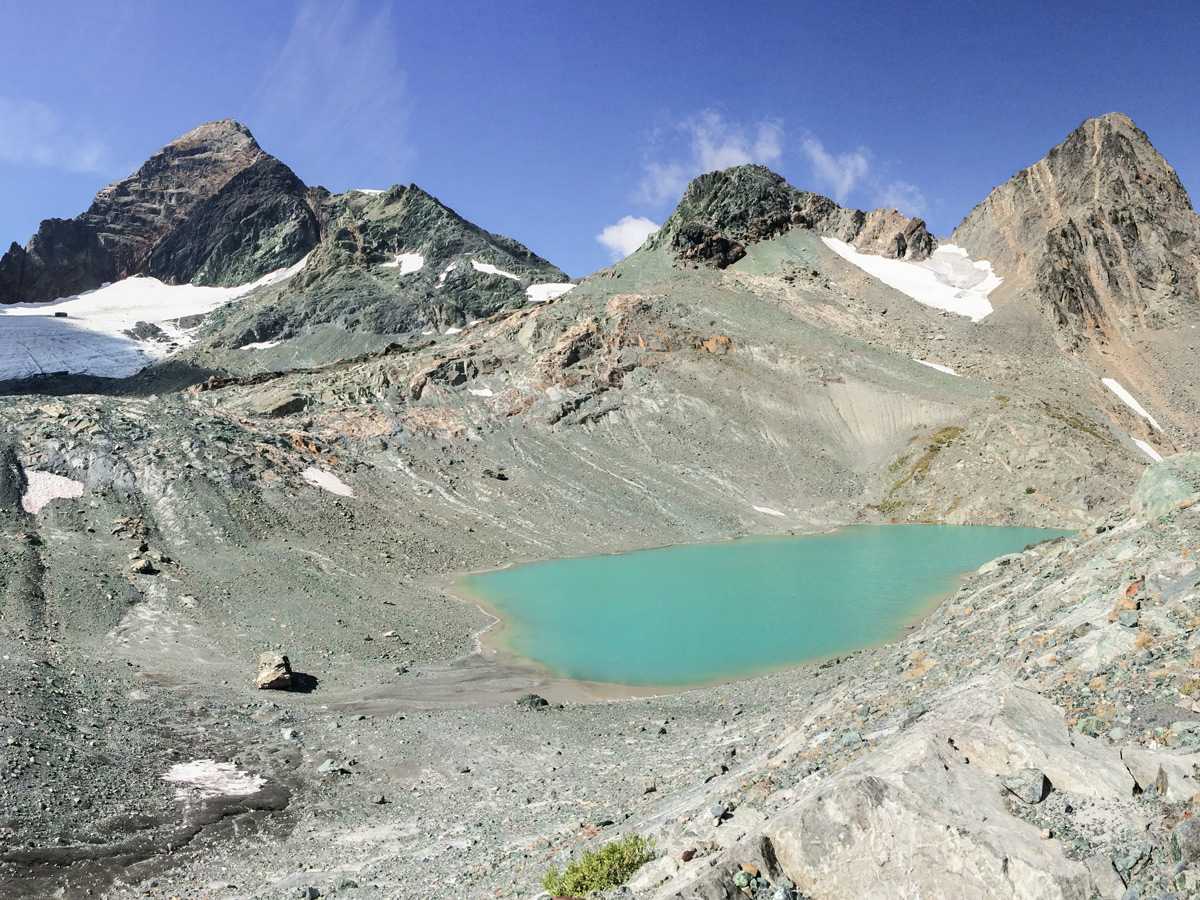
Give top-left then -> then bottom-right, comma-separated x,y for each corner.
458,525 -> 1070,686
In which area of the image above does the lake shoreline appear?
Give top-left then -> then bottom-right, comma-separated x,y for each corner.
440,524 -> 1072,693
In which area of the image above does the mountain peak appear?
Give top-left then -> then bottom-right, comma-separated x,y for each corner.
953,113 -> 1199,349
0,120 -> 318,304
647,164 -> 934,267
170,118 -> 258,148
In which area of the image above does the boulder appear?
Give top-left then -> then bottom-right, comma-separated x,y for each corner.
1133,455 -> 1200,522
1121,746 -> 1200,802
768,731 -> 1092,899
945,681 -> 1135,801
246,390 -> 309,418
1001,768 -> 1051,804
1172,817 -> 1200,862
257,652 -> 293,690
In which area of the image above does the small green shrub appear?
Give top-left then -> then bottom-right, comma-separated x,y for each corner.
542,833 -> 655,896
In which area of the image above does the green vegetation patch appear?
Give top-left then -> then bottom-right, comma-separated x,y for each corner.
542,833 -> 656,896
1039,400 -> 1118,447
891,426 -> 964,494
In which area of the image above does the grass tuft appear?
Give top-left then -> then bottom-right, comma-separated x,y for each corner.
542,833 -> 655,896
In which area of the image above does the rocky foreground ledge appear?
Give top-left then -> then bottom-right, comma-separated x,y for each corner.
623,455 -> 1200,900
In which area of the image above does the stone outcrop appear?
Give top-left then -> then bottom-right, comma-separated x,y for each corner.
646,164 -> 935,268
1131,453 -> 1200,521
0,120 -> 320,304
953,113 -> 1200,349
256,652 -> 293,690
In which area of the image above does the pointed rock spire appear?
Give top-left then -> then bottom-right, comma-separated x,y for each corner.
953,113 -> 1200,348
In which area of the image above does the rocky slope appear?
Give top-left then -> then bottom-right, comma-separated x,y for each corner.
189,183 -> 569,358
0,120 -> 320,302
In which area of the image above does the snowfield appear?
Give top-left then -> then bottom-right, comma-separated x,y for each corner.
914,359 -> 960,376
753,505 -> 786,517
21,470 -> 85,514
1134,439 -> 1163,462
470,260 -> 521,282
0,256 -> 308,381
380,252 -> 424,274
302,467 -> 354,497
1103,378 -> 1163,431
822,238 -> 1001,321
163,760 -> 266,801
526,283 -> 575,303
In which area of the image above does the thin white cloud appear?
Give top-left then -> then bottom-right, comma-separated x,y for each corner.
801,138 -> 869,204
638,111 -> 783,206
251,0 -> 413,184
596,216 -> 660,262
802,137 -> 927,218
877,180 -> 927,218
0,96 -> 115,175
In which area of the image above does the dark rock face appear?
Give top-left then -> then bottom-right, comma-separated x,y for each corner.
647,164 -> 936,268
953,113 -> 1200,349
0,120 -> 320,304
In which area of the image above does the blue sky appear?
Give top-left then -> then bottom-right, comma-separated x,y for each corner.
2,1 -> 1198,278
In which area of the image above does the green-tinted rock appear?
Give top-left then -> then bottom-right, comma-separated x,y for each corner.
1132,455 -> 1200,521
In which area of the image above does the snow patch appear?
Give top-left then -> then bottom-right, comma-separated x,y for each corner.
467,387 -> 494,397
444,327 -> 463,335
351,188 -> 384,196
1103,378 -> 1162,431
238,340 -> 281,351
0,257 -> 308,381
1133,439 -> 1163,462
914,359 -> 960,377
753,505 -> 786,518
822,238 -> 1000,321
21,470 -> 85,514
163,760 -> 265,801
302,467 -> 354,497
380,252 -> 424,274
437,263 -> 456,287
471,260 -> 521,282
526,283 -> 576,303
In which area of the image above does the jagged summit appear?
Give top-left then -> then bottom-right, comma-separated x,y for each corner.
646,164 -> 935,268
171,118 -> 257,145
0,119 -> 320,304
953,112 -> 1200,347
196,180 -> 569,351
